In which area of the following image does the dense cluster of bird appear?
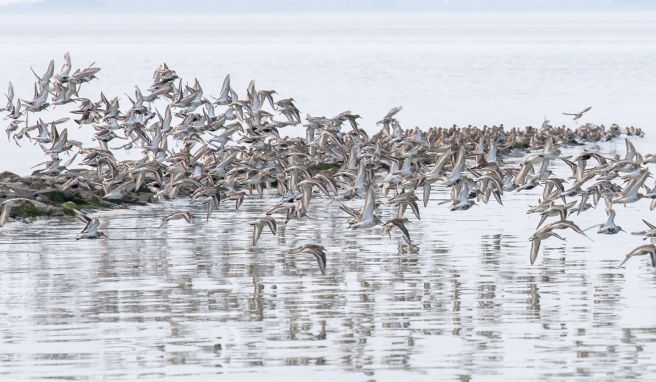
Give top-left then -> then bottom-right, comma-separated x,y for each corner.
1,53 -> 653,273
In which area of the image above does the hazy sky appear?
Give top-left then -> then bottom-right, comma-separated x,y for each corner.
0,0 -> 654,12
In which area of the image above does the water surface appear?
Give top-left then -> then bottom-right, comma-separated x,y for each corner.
1,12 -> 656,382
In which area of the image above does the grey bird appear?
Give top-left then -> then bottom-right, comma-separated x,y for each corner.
288,244 -> 327,275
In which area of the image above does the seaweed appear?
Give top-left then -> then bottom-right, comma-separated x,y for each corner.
42,190 -> 87,205
59,197 -> 103,215
12,202 -> 41,218
60,201 -> 77,216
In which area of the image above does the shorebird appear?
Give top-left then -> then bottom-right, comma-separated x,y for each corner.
631,219 -> 656,240
382,217 -> 412,245
529,220 -> 590,265
21,83 -> 50,112
30,59 -> 54,90
288,244 -> 327,275
617,243 -> 656,268
159,211 -> 193,228
74,209 -> 107,239
250,216 -> 277,245
347,186 -> 381,229
1,81 -> 15,114
213,74 -> 232,105
534,201 -> 576,228
541,117 -> 552,132
0,198 -> 50,227
613,169 -> 648,204
563,106 -> 591,121
585,208 -> 623,234
3,54 -> 653,276
376,105 -> 403,126
420,150 -> 451,206
446,146 -> 466,187
450,181 -> 477,211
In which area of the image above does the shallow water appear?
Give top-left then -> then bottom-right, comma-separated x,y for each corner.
2,139 -> 656,381
2,11 -> 656,382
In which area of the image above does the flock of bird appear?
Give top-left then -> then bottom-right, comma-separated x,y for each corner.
1,53 -> 654,273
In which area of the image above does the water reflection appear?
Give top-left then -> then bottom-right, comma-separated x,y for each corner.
1,166 -> 656,381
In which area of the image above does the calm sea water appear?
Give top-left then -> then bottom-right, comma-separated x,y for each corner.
1,12 -> 656,382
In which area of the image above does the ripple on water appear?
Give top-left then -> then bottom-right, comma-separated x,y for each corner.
3,151 -> 656,382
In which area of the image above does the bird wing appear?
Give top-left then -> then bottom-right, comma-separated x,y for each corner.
73,208 -> 92,229
7,81 -> 14,102
617,253 -> 633,268
427,151 -> 451,175
362,186 -> 376,222
251,222 -> 263,245
158,216 -> 169,229
0,205 -> 9,227
315,174 -> 338,196
339,204 -> 360,219
385,106 -> 402,120
555,220 -> 591,240
538,158 -> 551,180
219,74 -> 231,99
423,182 -> 431,207
452,146 -> 466,174
530,239 -> 541,265
625,138 -> 636,161
543,136 -> 553,154
310,247 -> 327,275
602,194 -> 612,210
605,209 -> 616,226
300,184 -> 312,211
264,216 -> 277,235
514,162 -> 533,187
392,219 -> 412,245
408,199 -> 421,220
206,200 -> 214,222
643,219 -> 656,230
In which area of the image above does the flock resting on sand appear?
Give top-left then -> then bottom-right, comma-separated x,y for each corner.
1,53 -> 655,274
